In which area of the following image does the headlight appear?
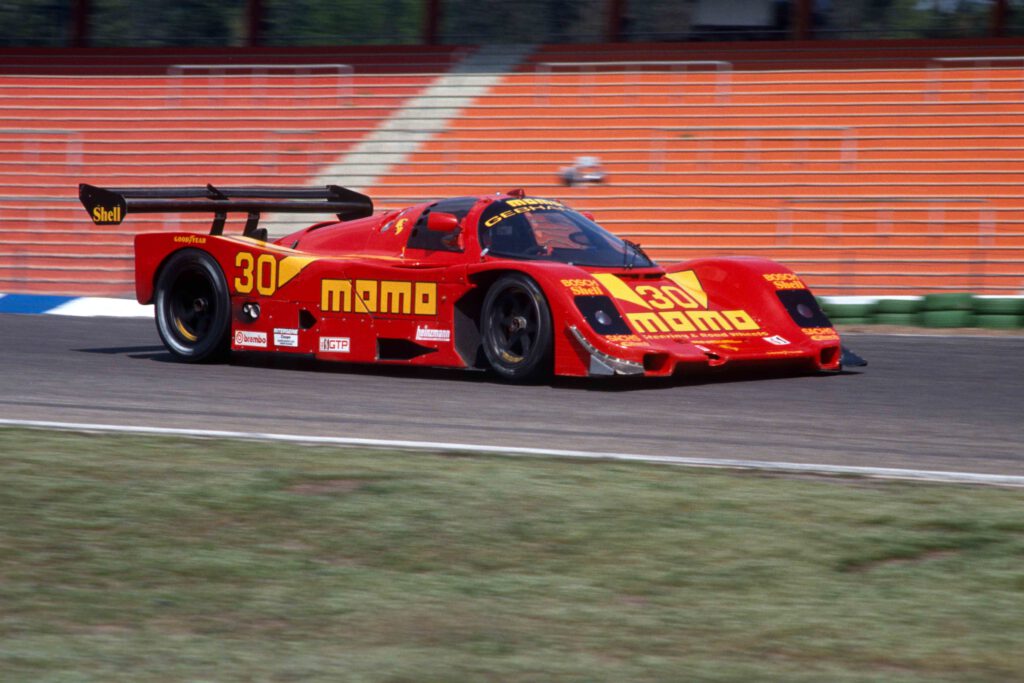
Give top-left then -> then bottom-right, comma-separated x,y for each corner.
574,295 -> 630,335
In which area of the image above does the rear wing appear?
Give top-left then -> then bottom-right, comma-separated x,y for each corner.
78,183 -> 373,237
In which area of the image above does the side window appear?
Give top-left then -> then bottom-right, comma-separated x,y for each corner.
405,197 -> 476,252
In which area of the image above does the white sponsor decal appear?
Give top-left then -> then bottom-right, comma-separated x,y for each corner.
764,335 -> 791,346
415,326 -> 451,342
234,330 -> 267,348
319,337 -> 351,353
274,328 -> 299,348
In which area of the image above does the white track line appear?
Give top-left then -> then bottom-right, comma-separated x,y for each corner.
1,418 -> 1022,487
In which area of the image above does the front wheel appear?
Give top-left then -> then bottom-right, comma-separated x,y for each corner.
154,249 -> 231,363
481,274 -> 554,382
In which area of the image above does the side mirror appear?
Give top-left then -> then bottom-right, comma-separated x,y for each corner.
581,211 -> 597,222
427,212 -> 460,232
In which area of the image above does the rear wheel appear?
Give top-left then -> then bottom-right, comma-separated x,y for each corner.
481,274 -> 553,382
154,249 -> 231,363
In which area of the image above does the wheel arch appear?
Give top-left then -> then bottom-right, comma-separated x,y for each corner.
459,266 -> 591,377
152,247 -> 233,363
455,268 -> 525,369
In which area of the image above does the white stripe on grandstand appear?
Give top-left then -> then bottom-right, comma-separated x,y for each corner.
2,418 -> 1022,488
263,44 -> 535,238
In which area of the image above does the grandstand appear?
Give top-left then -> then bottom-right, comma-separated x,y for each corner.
1,39 -> 1022,296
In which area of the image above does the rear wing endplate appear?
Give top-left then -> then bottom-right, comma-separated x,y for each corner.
78,183 -> 374,237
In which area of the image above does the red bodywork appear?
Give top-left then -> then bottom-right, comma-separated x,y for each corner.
133,191 -> 844,378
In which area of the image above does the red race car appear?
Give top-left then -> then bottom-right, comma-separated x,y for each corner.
79,184 -> 864,381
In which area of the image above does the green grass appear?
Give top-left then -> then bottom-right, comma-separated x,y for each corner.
1,428 -> 1023,682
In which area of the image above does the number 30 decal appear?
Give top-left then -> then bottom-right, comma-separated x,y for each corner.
234,252 -> 277,295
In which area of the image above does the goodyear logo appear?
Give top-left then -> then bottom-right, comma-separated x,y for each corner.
321,279 -> 437,316
91,205 -> 122,224
594,271 -> 761,337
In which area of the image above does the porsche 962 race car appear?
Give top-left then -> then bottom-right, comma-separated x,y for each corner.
79,184 -> 864,381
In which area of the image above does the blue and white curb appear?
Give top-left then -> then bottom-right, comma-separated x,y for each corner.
0,293 -> 879,318
0,293 -> 151,318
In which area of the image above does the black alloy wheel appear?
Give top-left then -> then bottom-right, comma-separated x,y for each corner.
481,274 -> 553,382
154,249 -> 231,362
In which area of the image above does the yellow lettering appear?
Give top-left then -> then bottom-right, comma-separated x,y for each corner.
635,285 -> 676,310
414,282 -> 437,315
724,310 -> 760,330
234,252 -> 254,293
321,279 -> 352,312
628,312 -> 671,334
380,281 -> 412,314
355,280 -> 377,313
661,310 -> 697,332
688,310 -> 730,331
661,285 -> 700,309
321,279 -> 437,316
255,254 -> 276,296
91,205 -> 122,223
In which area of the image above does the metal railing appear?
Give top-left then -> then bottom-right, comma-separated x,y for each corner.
927,56 -> 1024,101
650,126 -> 857,171
167,63 -> 355,106
776,197 -> 1000,293
535,60 -> 731,103
0,129 -> 83,171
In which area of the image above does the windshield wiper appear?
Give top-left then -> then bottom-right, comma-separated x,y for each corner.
623,239 -> 648,270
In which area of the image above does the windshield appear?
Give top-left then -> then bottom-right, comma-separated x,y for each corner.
478,198 -> 654,268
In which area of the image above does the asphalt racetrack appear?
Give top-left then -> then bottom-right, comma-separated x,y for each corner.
1,313 -> 1021,477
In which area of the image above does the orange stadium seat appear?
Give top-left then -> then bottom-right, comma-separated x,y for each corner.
366,40 -> 1024,295
0,47 -> 459,295
2,41 -> 1023,296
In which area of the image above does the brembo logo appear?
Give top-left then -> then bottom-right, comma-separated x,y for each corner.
233,330 -> 267,348
91,205 -> 122,224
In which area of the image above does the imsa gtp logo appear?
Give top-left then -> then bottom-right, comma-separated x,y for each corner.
319,337 -> 351,353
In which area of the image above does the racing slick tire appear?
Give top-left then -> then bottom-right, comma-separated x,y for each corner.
154,249 -> 231,363
481,274 -> 554,382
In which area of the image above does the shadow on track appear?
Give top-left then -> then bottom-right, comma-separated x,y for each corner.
77,344 -> 864,392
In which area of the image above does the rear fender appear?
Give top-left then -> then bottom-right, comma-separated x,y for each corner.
135,233 -> 314,305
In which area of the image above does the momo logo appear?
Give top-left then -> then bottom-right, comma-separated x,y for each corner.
593,271 -> 761,337
321,279 -> 437,316
91,205 -> 122,224
233,330 -> 267,348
